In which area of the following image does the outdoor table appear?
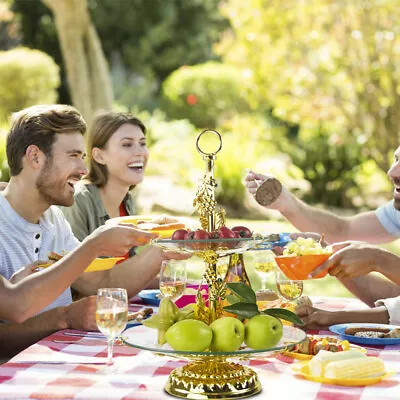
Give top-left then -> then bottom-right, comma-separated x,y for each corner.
0,296 -> 399,400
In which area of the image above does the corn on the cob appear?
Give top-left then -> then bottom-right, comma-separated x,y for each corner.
309,349 -> 366,376
324,357 -> 385,379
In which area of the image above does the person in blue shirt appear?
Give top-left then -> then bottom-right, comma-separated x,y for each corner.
245,146 -> 400,327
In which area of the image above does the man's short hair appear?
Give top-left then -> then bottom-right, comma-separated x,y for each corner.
6,104 -> 87,176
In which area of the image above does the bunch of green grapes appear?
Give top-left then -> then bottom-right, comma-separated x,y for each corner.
283,237 -> 332,256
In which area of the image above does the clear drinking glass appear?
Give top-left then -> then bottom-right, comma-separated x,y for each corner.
252,250 -> 277,290
96,288 -> 128,366
275,270 -> 304,301
159,260 -> 187,302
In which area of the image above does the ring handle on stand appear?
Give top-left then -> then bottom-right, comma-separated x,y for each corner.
196,129 -> 222,157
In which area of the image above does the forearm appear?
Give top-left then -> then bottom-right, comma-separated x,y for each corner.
0,307 -> 67,359
1,240 -> 99,323
330,307 -> 390,325
280,194 -> 347,242
338,274 -> 400,307
109,246 -> 162,298
376,251 -> 400,285
75,246 -> 163,298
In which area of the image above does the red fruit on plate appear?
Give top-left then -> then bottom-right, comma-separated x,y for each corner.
192,229 -> 211,240
217,226 -> 238,249
217,226 -> 237,239
232,226 -> 252,238
171,229 -> 188,240
184,230 -> 195,240
209,230 -> 219,239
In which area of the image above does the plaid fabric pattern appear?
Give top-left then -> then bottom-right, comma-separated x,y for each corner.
0,299 -> 398,400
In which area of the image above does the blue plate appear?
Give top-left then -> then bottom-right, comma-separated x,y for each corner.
125,320 -> 142,329
138,289 -> 161,306
124,310 -> 152,330
329,323 -> 400,345
252,232 -> 291,251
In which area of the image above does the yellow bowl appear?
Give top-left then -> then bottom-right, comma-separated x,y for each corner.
85,257 -> 125,272
275,253 -> 332,280
292,362 -> 394,386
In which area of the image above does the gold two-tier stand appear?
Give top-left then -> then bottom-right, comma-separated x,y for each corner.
164,130 -> 261,399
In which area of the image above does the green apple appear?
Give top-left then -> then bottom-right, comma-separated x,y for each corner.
209,317 -> 245,352
244,314 -> 283,350
165,319 -> 212,351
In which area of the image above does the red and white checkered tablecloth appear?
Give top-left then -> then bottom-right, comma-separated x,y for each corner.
0,297 -> 399,400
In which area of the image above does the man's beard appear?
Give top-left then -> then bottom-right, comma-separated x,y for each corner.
36,157 -> 75,207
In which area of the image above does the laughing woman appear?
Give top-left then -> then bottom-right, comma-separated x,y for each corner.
60,111 -> 149,255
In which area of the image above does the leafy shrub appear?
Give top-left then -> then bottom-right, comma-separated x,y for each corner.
286,129 -> 370,208
0,47 -> 60,120
136,109 -> 200,187
161,62 -> 252,128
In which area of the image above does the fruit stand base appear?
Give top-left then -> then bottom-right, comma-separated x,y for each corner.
165,358 -> 261,399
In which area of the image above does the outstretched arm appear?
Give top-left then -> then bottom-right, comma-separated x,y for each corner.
72,245 -> 191,299
337,274 -> 400,307
245,171 -> 395,244
0,296 -> 97,360
295,304 -> 390,330
0,224 -> 157,322
310,242 -> 400,286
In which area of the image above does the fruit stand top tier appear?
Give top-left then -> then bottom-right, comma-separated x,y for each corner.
153,237 -> 257,258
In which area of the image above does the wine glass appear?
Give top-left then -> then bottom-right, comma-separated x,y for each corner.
251,249 -> 277,289
159,260 -> 187,302
96,288 -> 128,367
275,270 -> 304,302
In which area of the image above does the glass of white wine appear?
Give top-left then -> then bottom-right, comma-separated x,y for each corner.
96,288 -> 128,367
252,250 -> 277,291
276,270 -> 304,302
159,260 -> 187,302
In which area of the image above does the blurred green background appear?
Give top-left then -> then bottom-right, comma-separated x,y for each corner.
1,0 -> 400,296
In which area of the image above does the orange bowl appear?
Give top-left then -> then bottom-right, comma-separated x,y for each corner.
275,253 -> 332,280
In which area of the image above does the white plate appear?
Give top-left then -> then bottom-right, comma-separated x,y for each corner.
122,324 -> 306,357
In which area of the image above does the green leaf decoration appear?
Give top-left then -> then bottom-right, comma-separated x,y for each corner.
223,302 -> 260,319
262,308 -> 304,326
225,294 -> 240,305
226,282 -> 256,304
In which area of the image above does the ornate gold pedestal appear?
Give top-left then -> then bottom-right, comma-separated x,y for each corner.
165,357 -> 261,399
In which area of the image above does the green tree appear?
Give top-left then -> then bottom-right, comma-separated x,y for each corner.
0,47 -> 59,120
41,0 -> 113,120
12,0 -> 228,110
161,62 -> 252,128
219,0 -> 400,171
0,0 -> 20,50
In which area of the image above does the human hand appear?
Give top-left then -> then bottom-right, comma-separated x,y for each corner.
147,245 -> 192,262
0,182 -> 7,191
85,224 -> 159,257
244,170 -> 287,210
309,241 -> 380,279
295,304 -> 341,329
9,260 -> 48,284
64,295 -> 98,331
